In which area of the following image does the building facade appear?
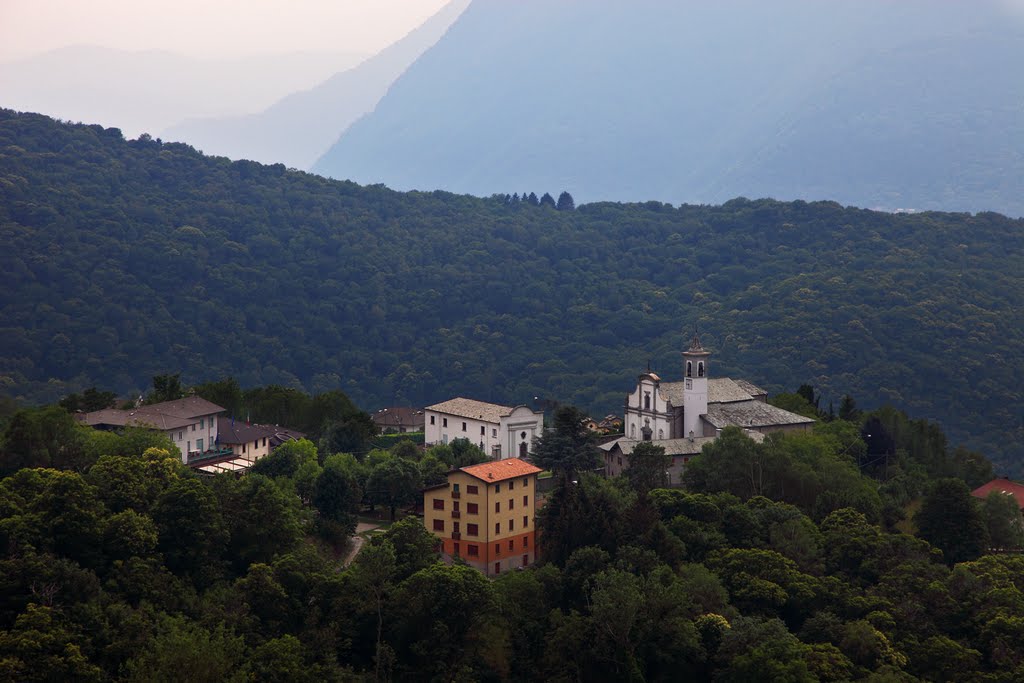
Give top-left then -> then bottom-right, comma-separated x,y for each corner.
424,397 -> 543,459
423,458 -> 542,576
78,396 -> 225,463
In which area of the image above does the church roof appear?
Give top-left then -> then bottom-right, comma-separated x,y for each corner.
702,401 -> 816,430
660,378 -> 763,406
425,397 -> 513,424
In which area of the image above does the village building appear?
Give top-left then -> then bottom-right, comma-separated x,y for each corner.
78,396 -> 226,463
424,397 -> 543,459
423,458 -> 542,576
602,335 -> 814,483
372,406 -> 425,434
189,422 -> 306,475
971,478 -> 1024,509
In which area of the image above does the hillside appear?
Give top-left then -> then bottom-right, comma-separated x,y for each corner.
1,109 -> 1023,471
160,0 -> 470,169
313,0 -> 1024,216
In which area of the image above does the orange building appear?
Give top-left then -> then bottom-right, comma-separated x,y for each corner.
423,458 -> 542,576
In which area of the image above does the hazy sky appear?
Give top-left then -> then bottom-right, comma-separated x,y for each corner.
0,0 -> 452,61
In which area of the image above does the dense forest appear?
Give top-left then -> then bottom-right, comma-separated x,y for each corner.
1,389 -> 1023,681
0,109 -> 1022,472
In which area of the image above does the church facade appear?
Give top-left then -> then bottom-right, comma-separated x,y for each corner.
622,335 -> 813,441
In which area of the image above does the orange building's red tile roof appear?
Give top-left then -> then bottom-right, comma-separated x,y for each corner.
972,478 -> 1024,509
460,458 -> 542,483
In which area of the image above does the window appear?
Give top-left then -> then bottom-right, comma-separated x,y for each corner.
522,554 -> 529,567
492,428 -> 497,437
698,361 -> 705,377
262,437 -> 267,447
644,393 -> 651,410
443,418 -> 448,428
467,485 -> 478,495
178,431 -> 183,440
686,361 -> 692,378
523,515 -> 528,528
442,434 -> 448,444
509,480 -> 514,491
462,421 -> 467,432
495,522 -> 500,534
522,477 -> 529,487
453,521 -> 460,533
494,562 -> 501,575
523,495 -> 528,506
454,543 -> 460,557
495,502 -> 500,513
452,483 -> 460,493
467,523 -> 478,536
430,415 -> 435,425
433,499 -> 445,510
196,438 -> 204,452
480,425 -> 485,435
523,536 -> 529,548
200,418 -> 205,429
433,519 -> 444,531
467,503 -> 479,514
210,417 -> 215,428
509,519 -> 514,531
254,440 -> 258,450
509,499 -> 514,510
468,544 -> 479,557
686,378 -> 692,389
192,424 -> 196,432
520,442 -> 528,457
495,544 -> 501,555
508,540 -> 514,550
496,484 -> 501,493
453,501 -> 460,512
243,443 -> 247,453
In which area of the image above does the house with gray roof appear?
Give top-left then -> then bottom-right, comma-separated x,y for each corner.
424,397 -> 543,460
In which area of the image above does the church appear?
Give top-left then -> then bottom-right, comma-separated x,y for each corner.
602,335 -> 814,484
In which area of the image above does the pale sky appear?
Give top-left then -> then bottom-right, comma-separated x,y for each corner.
0,0 -> 453,61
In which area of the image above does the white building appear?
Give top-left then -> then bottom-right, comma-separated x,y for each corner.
78,396 -> 226,463
424,397 -> 544,459
623,335 -> 813,441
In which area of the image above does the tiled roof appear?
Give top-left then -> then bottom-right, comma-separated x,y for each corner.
426,397 -> 513,423
971,478 -> 1024,509
373,406 -> 426,428
733,378 -> 767,397
78,396 -> 226,432
602,431 -> 766,456
217,421 -> 277,445
459,458 -> 542,483
660,377 -> 757,405
703,401 -> 816,429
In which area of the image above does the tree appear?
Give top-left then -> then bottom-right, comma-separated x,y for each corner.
530,405 -> 600,481
312,454 -> 361,540
915,478 -> 989,565
981,491 -> 1024,550
249,438 -> 318,478
351,540 -> 398,681
365,455 -> 422,521
151,478 -> 228,586
192,377 -> 243,418
375,517 -> 440,581
624,441 -> 671,495
146,373 -> 185,404
837,395 -> 860,422
0,604 -> 102,682
556,191 -> 575,211
59,386 -> 117,413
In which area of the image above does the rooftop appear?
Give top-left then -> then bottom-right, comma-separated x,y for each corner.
660,377 -> 766,405
78,396 -> 226,431
601,430 -> 766,456
703,401 -> 816,429
459,458 -> 543,483
373,406 -> 426,428
426,397 -> 514,423
971,478 -> 1024,509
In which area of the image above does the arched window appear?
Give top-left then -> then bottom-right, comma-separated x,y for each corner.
644,393 -> 651,410
519,441 -> 528,457
686,361 -> 692,378
698,362 -> 705,377
631,424 -> 636,438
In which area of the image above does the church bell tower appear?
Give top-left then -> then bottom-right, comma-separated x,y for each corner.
682,334 -> 710,438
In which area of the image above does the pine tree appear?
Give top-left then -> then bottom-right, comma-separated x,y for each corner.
556,191 -> 575,211
539,192 -> 556,208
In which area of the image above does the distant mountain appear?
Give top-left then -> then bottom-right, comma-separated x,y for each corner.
161,0 -> 471,169
313,0 -> 1024,217
3,110 -> 1023,472
0,46 -> 367,138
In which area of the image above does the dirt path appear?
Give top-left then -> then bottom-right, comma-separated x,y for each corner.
341,521 -> 383,566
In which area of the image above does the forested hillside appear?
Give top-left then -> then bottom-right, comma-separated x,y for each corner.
1,110 -> 1022,471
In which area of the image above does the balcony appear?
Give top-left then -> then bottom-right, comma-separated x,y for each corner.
451,491 -> 461,499
452,532 -> 461,540
451,511 -> 461,519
